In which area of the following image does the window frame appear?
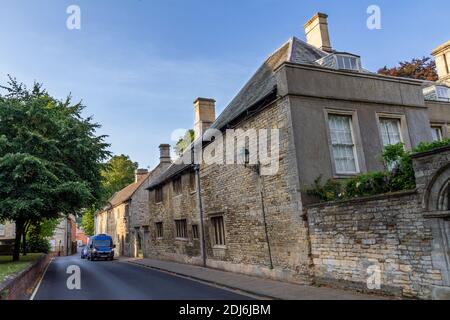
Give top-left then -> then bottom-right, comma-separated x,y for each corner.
436,86 -> 450,101
174,219 -> 188,240
210,216 -> 226,247
192,224 -> 199,240
155,186 -> 164,203
172,176 -> 182,196
335,54 -> 361,71
430,125 -> 444,142
376,113 -> 411,150
325,110 -> 364,177
189,171 -> 196,192
155,222 -> 163,239
0,224 -> 5,237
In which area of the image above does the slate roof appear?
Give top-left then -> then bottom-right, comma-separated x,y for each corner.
211,37 -> 328,131
147,162 -> 192,190
148,37 -> 329,190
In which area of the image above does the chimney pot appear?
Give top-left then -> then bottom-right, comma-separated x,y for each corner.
304,12 -> 332,52
135,168 -> 148,183
159,144 -> 171,164
194,98 -> 216,140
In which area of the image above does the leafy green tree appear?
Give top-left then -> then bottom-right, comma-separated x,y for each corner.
80,154 -> 137,236
378,57 -> 438,81
0,76 -> 110,261
101,154 -> 138,201
81,207 -> 95,236
175,129 -> 195,156
26,218 -> 59,254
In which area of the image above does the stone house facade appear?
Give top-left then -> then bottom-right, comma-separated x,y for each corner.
49,214 -> 77,256
0,221 -> 15,241
108,13 -> 450,298
95,169 -> 150,257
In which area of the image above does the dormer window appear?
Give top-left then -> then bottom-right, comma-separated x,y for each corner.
316,53 -> 362,72
436,86 -> 450,101
423,85 -> 450,102
336,55 -> 360,71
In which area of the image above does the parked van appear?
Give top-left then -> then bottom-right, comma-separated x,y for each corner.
87,234 -> 115,261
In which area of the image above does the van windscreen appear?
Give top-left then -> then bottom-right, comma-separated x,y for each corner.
94,240 -> 111,247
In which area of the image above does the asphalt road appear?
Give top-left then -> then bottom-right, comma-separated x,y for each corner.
33,254 -> 251,300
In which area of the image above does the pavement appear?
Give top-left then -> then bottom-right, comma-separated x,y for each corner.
126,258 -> 390,300
32,254 -> 252,300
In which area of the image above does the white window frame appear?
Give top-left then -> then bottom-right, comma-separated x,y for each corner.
335,54 -> 361,71
436,86 -> 450,101
430,125 -> 443,142
0,224 -> 5,237
326,112 -> 360,175
376,113 -> 411,150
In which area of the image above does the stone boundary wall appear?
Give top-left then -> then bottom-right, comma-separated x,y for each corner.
305,190 -> 440,299
0,254 -> 51,300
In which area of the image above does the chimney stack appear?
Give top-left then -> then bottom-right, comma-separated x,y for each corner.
135,168 -> 148,183
432,40 -> 450,86
194,98 -> 216,140
159,144 -> 171,164
304,13 -> 332,52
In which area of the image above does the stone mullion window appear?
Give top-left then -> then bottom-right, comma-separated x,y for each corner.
211,216 -> 225,246
175,219 -> 187,239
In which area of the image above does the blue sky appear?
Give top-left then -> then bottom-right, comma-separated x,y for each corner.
1,0 -> 449,169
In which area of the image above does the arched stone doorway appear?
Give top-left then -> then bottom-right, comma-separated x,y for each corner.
424,163 -> 450,294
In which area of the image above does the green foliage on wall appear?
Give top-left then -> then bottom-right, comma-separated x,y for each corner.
307,139 -> 450,202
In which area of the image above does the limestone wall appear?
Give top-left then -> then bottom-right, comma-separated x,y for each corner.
147,97 -> 313,283
305,146 -> 450,299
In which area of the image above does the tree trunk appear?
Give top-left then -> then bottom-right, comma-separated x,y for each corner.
13,220 -> 24,262
22,221 -> 31,256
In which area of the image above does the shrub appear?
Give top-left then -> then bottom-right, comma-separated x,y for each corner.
26,234 -> 51,253
307,140 -> 450,202
413,138 -> 450,153
306,176 -> 343,202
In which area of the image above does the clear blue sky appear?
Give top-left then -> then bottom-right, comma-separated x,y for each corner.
1,0 -> 449,169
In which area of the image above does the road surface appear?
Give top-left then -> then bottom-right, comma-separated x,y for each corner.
33,254 -> 251,300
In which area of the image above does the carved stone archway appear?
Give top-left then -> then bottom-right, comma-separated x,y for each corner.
423,163 -> 450,296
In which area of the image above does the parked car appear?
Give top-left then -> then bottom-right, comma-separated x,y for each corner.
80,245 -> 89,259
87,234 -> 115,261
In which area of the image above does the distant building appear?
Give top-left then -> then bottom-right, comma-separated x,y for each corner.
0,221 -> 15,241
76,228 -> 89,246
49,214 -> 77,256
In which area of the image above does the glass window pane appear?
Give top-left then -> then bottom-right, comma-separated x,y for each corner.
328,115 -> 358,174
431,127 -> 442,142
380,118 -> 402,147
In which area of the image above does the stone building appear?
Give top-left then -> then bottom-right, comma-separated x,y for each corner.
105,13 -> 450,298
95,145 -> 172,257
95,168 -> 150,257
49,214 -> 77,256
0,221 -> 15,241
143,12 -> 450,289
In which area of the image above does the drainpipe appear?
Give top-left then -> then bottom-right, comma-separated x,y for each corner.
257,167 -> 274,270
194,164 -> 207,268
